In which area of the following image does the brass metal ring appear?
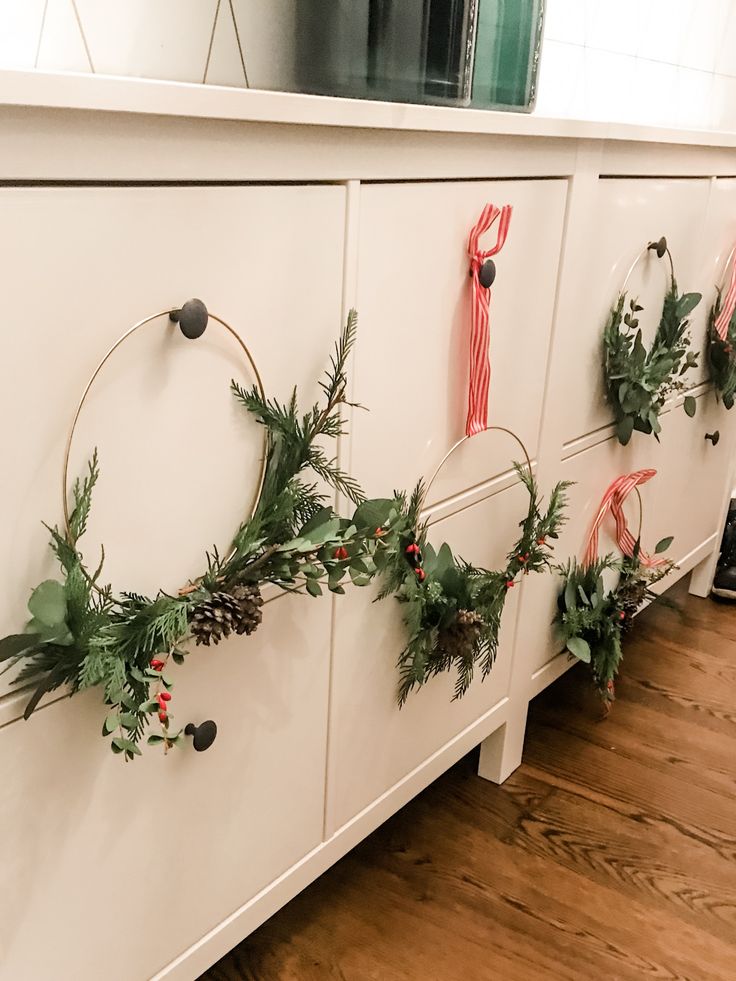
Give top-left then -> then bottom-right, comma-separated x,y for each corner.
716,243 -> 736,292
62,306 -> 268,571
621,241 -> 675,294
420,425 -> 533,518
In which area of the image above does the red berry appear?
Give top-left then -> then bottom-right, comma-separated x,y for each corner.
150,659 -> 164,671
606,680 -> 615,691
415,568 -> 426,582
506,579 -> 515,589
159,691 -> 172,702
158,710 -> 168,723
375,527 -> 386,537
333,546 -> 349,561
537,537 -> 546,545
619,611 -> 626,621
405,543 -> 420,555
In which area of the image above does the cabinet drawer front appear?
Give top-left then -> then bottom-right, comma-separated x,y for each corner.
350,179 -> 567,506
0,592 -> 330,981
0,183 -> 345,696
557,178 -> 710,448
326,477 -> 530,835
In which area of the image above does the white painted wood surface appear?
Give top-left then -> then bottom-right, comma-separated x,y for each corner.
0,75 -> 734,980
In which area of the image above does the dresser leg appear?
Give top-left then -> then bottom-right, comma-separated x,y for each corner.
477,708 -> 528,785
689,550 -> 716,598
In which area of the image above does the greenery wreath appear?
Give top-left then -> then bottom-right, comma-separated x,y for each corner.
603,238 -> 701,445
346,452 -> 570,705
555,540 -> 675,709
707,288 -> 736,409
0,310 -> 382,760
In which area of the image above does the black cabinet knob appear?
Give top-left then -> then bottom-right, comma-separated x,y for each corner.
705,431 -> 720,446
478,258 -> 496,288
169,298 -> 208,339
648,236 -> 667,259
184,720 -> 217,751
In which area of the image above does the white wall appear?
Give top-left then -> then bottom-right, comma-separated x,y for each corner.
537,0 -> 736,130
3,0 -> 736,132
0,0 -> 298,88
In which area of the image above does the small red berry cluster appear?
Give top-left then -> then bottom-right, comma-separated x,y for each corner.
404,542 -> 425,583
150,657 -> 172,725
333,546 -> 349,561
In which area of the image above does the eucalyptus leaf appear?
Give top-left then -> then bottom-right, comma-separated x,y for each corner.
297,507 -> 334,537
306,579 -> 322,598
434,542 -> 454,578
27,580 -> 67,627
352,498 -> 394,531
654,536 -> 674,554
103,713 -> 120,735
566,636 -> 591,663
676,292 -> 701,319
616,415 -> 634,446
683,396 -> 696,418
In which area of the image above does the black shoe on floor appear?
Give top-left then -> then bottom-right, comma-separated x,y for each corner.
712,565 -> 736,601
712,499 -> 736,601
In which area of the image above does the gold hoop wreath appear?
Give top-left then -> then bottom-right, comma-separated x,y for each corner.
0,303 -> 374,759
603,236 -> 701,445
359,425 -> 569,705
555,469 -> 676,710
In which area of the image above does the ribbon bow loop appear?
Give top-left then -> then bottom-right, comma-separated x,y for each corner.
465,203 -> 513,437
582,469 -> 667,569
714,247 -> 736,341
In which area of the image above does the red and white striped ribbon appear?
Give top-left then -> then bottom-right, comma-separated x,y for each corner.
582,469 -> 667,569
466,203 -> 513,437
714,251 -> 736,341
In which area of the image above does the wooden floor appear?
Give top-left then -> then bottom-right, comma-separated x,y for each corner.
202,580 -> 736,981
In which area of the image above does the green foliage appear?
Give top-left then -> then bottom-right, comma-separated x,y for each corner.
364,468 -> 571,705
707,289 -> 736,410
603,280 -> 701,445
555,547 -> 676,706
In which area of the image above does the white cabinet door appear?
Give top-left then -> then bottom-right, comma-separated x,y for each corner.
555,178 -> 710,448
349,179 -> 567,507
326,474 -> 530,835
0,184 -> 346,979
0,184 -> 345,694
0,593 -> 331,981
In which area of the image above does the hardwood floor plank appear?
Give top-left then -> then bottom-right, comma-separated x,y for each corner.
202,582 -> 736,981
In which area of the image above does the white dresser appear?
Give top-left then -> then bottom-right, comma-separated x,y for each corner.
0,71 -> 734,980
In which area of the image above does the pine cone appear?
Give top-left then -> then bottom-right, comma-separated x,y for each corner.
231,583 -> 264,636
190,584 -> 264,647
438,608 -> 485,657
